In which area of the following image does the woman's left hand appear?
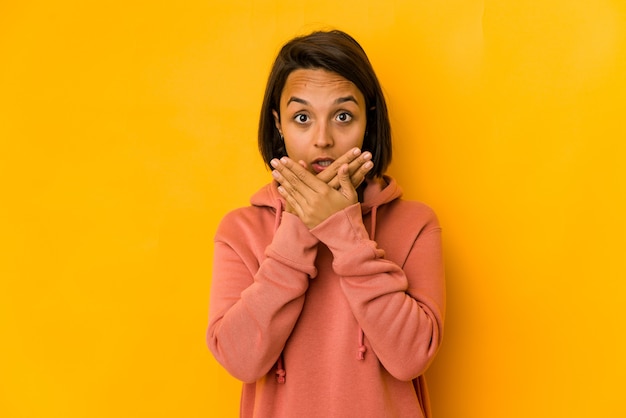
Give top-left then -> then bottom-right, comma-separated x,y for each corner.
271,157 -> 358,229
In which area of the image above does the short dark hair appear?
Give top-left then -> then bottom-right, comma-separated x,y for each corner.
258,30 -> 392,178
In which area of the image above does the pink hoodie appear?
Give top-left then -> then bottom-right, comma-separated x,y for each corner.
208,176 -> 445,417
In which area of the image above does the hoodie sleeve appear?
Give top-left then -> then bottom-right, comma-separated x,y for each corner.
310,203 -> 445,381
207,210 -> 318,383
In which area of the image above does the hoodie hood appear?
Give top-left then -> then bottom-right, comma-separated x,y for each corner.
250,175 -> 403,214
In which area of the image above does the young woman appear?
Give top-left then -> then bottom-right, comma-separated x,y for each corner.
207,30 -> 445,418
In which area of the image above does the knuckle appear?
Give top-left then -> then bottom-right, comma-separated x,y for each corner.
287,173 -> 299,183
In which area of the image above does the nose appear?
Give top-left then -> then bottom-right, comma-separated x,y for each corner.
314,123 -> 333,148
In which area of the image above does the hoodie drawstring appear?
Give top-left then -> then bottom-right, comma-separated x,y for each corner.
357,205 -> 378,361
275,356 -> 286,384
357,329 -> 367,360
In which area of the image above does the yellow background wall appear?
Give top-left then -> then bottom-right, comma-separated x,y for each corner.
1,1 -> 625,417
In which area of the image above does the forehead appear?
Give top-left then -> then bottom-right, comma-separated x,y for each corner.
280,69 -> 363,103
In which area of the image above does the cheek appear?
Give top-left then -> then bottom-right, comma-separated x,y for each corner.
347,125 -> 366,147
282,132 -> 306,156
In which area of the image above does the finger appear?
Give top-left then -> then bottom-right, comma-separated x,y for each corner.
337,164 -> 357,201
276,184 -> 303,216
272,167 -> 308,216
316,148 -> 362,184
327,151 -> 373,189
345,159 -> 373,190
274,157 -> 327,194
271,159 -> 303,194
284,195 -> 297,214
271,158 -> 322,215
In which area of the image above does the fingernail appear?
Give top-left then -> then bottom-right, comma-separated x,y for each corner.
353,148 -> 361,155
272,170 -> 279,179
363,152 -> 372,160
280,157 -> 288,164
364,161 -> 373,169
270,159 -> 279,168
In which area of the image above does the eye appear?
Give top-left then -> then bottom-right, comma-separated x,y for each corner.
336,112 -> 352,123
294,114 -> 309,124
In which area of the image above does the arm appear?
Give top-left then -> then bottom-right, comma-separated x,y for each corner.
207,211 -> 318,383
310,204 -> 445,381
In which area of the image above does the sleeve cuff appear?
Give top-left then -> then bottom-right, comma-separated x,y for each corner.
310,203 -> 378,262
264,211 -> 319,277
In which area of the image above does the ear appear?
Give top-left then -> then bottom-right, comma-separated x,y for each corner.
272,110 -> 282,137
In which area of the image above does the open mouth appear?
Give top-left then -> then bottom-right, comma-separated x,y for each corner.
311,159 -> 334,173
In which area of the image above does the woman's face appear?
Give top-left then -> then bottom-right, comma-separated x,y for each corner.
273,68 -> 367,174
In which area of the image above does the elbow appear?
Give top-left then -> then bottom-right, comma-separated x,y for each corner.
385,356 -> 434,382
206,329 -> 272,384
384,325 -> 444,381
224,363 -> 266,384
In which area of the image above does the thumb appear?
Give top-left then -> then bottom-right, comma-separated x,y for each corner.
338,164 -> 357,201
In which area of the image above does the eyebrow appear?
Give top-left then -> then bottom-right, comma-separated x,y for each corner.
286,95 -> 360,106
